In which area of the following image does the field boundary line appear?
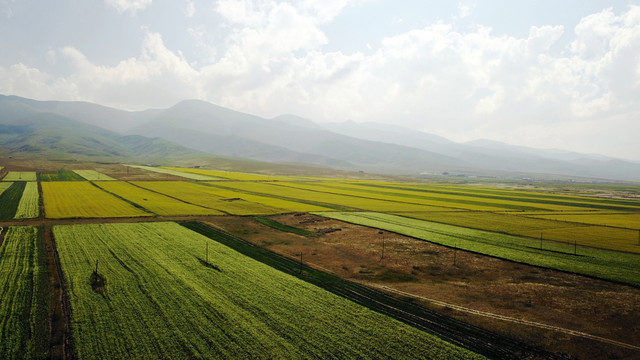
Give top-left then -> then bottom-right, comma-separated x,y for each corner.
370,284 -> 640,352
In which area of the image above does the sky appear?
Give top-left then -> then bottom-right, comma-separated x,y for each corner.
1,0 -> 640,161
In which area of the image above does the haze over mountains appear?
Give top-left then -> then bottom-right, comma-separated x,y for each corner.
1,94 -> 639,182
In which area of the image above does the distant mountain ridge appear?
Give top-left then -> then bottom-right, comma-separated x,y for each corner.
1,94 -> 639,181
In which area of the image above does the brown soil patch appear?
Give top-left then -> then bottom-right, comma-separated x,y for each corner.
207,213 -> 640,360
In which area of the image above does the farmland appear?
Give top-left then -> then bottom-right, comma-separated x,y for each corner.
54,222 -> 482,360
0,226 -> 50,360
14,181 -> 39,219
39,170 -> 85,181
131,181 -> 286,215
72,170 -> 116,181
1,160 -> 640,359
41,181 -> 152,218
318,211 -> 640,286
2,171 -> 37,181
94,181 -> 222,216
0,182 -> 26,219
127,165 -> 222,180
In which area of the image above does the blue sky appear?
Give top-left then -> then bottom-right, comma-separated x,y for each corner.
1,0 -> 639,160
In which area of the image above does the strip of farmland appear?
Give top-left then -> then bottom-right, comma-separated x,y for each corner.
317,212 -> 640,287
1,172 -> 38,182
0,182 -> 26,220
94,181 -> 223,216
126,165 -> 222,180
54,222 -> 484,360
41,181 -> 152,219
0,226 -> 50,359
72,170 -> 116,181
14,181 -> 39,219
131,181 -> 285,215
397,211 -> 640,253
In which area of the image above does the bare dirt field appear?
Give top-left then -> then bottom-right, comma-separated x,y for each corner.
208,213 -> 640,360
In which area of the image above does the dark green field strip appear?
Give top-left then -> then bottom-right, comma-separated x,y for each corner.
358,183 -> 640,211
292,182 -> 548,211
182,221 -> 554,360
0,226 -> 50,360
318,212 -> 640,287
55,222 -> 482,360
253,216 -> 320,236
39,170 -> 85,181
0,182 -> 26,219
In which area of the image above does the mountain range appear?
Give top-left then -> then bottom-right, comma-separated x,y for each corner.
1,94 -> 639,182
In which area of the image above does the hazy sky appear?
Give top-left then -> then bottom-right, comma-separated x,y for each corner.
1,1 -> 639,160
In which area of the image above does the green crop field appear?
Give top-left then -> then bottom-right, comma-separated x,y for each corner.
0,182 -> 11,195
54,222 -> 482,360
0,226 -> 50,360
39,169 -> 85,181
0,182 -> 26,220
94,181 -> 223,216
14,181 -> 39,219
318,212 -> 640,286
2,172 -> 38,182
72,170 -> 116,181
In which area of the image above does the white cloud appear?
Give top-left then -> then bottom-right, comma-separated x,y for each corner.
104,0 -> 152,14
1,3 -> 640,159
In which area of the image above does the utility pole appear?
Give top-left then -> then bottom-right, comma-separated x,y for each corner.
540,232 -> 543,250
95,259 -> 99,275
206,243 -> 209,264
574,239 -> 577,256
299,253 -> 303,274
453,243 -> 457,266
379,231 -> 385,260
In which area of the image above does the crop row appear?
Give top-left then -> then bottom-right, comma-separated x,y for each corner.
317,212 -> 640,287
14,182 -> 40,219
53,222 -> 482,359
0,226 -> 50,359
397,211 -> 640,254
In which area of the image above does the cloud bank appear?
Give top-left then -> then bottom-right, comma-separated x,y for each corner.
1,2 -> 639,160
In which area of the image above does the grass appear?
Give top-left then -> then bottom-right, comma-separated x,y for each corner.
54,222 -> 483,360
0,226 -> 50,359
72,170 -> 116,181
14,181 -> 39,219
2,172 -> 38,182
0,182 -> 26,219
39,169 -> 85,181
317,212 -> 640,287
41,181 -> 152,219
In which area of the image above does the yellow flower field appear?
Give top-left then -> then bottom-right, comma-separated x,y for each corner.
42,182 -> 152,219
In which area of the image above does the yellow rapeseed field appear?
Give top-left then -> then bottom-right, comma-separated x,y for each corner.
95,181 -> 222,216
42,181 -> 152,219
